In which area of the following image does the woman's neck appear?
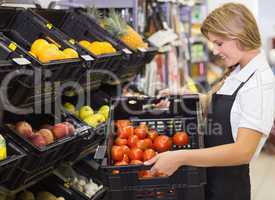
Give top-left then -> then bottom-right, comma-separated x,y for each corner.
239,48 -> 260,69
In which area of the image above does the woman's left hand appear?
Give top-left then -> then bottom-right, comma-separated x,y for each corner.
144,151 -> 181,176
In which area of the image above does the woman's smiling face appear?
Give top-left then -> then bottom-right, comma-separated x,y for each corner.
208,32 -> 245,68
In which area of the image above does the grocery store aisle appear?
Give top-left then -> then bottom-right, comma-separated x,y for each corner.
251,150 -> 275,199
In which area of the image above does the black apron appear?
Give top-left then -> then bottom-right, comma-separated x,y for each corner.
205,72 -> 255,200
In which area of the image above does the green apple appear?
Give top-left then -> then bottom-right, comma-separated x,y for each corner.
63,102 -> 76,114
79,106 -> 94,120
98,105 -> 110,120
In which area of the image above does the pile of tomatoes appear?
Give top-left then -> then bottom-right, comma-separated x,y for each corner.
111,120 -> 189,179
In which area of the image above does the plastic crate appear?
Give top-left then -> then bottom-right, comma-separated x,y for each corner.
28,8 -> 123,87
0,133 -> 26,186
1,111 -> 80,173
0,7 -> 86,83
98,95 -> 206,200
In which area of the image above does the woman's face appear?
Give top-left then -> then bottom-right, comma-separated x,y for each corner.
208,33 -> 244,67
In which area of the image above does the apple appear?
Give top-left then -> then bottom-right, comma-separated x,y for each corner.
79,106 -> 94,120
52,123 -> 69,139
15,121 -> 33,138
37,129 -> 54,145
62,122 -> 75,136
30,134 -> 47,148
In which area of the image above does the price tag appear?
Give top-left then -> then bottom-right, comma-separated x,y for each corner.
123,48 -> 132,54
138,47 -> 147,52
8,42 -> 17,51
46,23 -> 53,30
69,39 -> 75,45
81,55 -> 94,61
12,58 -> 31,65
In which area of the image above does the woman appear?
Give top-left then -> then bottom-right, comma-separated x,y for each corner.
145,3 -> 275,200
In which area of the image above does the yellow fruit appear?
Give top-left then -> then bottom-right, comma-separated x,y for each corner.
79,40 -> 91,49
79,106 -> 94,120
29,51 -> 37,58
31,39 -> 49,55
48,43 -> 59,50
63,103 -> 76,114
63,48 -> 79,59
98,105 -> 110,120
89,41 -> 103,55
83,116 -> 98,128
93,113 -> 106,123
37,46 -> 60,63
121,26 -> 146,49
101,42 -> 116,54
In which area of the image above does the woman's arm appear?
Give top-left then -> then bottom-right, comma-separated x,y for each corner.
145,128 -> 262,176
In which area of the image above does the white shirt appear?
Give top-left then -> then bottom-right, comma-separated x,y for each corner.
217,50 -> 275,159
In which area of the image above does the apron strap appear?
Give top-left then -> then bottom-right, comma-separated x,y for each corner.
232,71 -> 256,96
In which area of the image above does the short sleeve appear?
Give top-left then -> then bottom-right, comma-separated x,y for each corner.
238,83 -> 275,136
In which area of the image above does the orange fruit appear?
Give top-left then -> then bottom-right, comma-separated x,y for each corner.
48,43 -> 59,50
31,39 -> 49,55
37,47 -> 60,63
79,40 -> 91,49
63,48 -> 79,59
28,51 -> 37,58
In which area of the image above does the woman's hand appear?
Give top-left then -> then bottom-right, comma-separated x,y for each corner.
144,151 -> 182,176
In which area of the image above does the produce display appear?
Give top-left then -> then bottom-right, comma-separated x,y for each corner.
102,10 -> 148,50
63,103 -> 109,128
29,38 -> 79,63
111,120 -> 189,178
8,121 -> 75,148
79,40 -> 116,55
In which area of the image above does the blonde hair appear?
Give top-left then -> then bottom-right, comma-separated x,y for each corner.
199,3 -> 261,115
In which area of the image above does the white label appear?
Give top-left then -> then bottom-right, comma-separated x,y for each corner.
12,58 -> 31,65
81,55 -> 94,61
138,47 -> 147,52
123,48 -> 132,54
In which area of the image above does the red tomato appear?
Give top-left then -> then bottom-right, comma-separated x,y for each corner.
148,130 -> 158,141
122,154 -> 129,163
143,149 -> 156,161
127,135 -> 139,148
130,160 -> 143,165
121,145 -> 130,156
135,126 -> 148,139
117,125 -> 134,139
111,146 -> 124,161
144,138 -> 153,149
138,170 -> 153,179
153,135 -> 172,153
128,148 -> 143,161
112,170 -> 120,175
173,132 -> 189,146
135,139 -> 147,150
116,120 -> 131,129
115,137 -> 128,146
114,160 -> 128,166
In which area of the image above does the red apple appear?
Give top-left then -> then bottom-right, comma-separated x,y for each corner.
37,129 -> 54,145
15,121 -> 33,138
62,122 -> 75,136
52,123 -> 69,139
30,134 -> 46,148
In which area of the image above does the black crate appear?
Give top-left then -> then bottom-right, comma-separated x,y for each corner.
98,95 -> 205,200
106,184 -> 205,200
0,133 -> 26,186
0,6 -> 86,83
1,111 -> 80,173
14,174 -> 85,200
28,8 -> 123,87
